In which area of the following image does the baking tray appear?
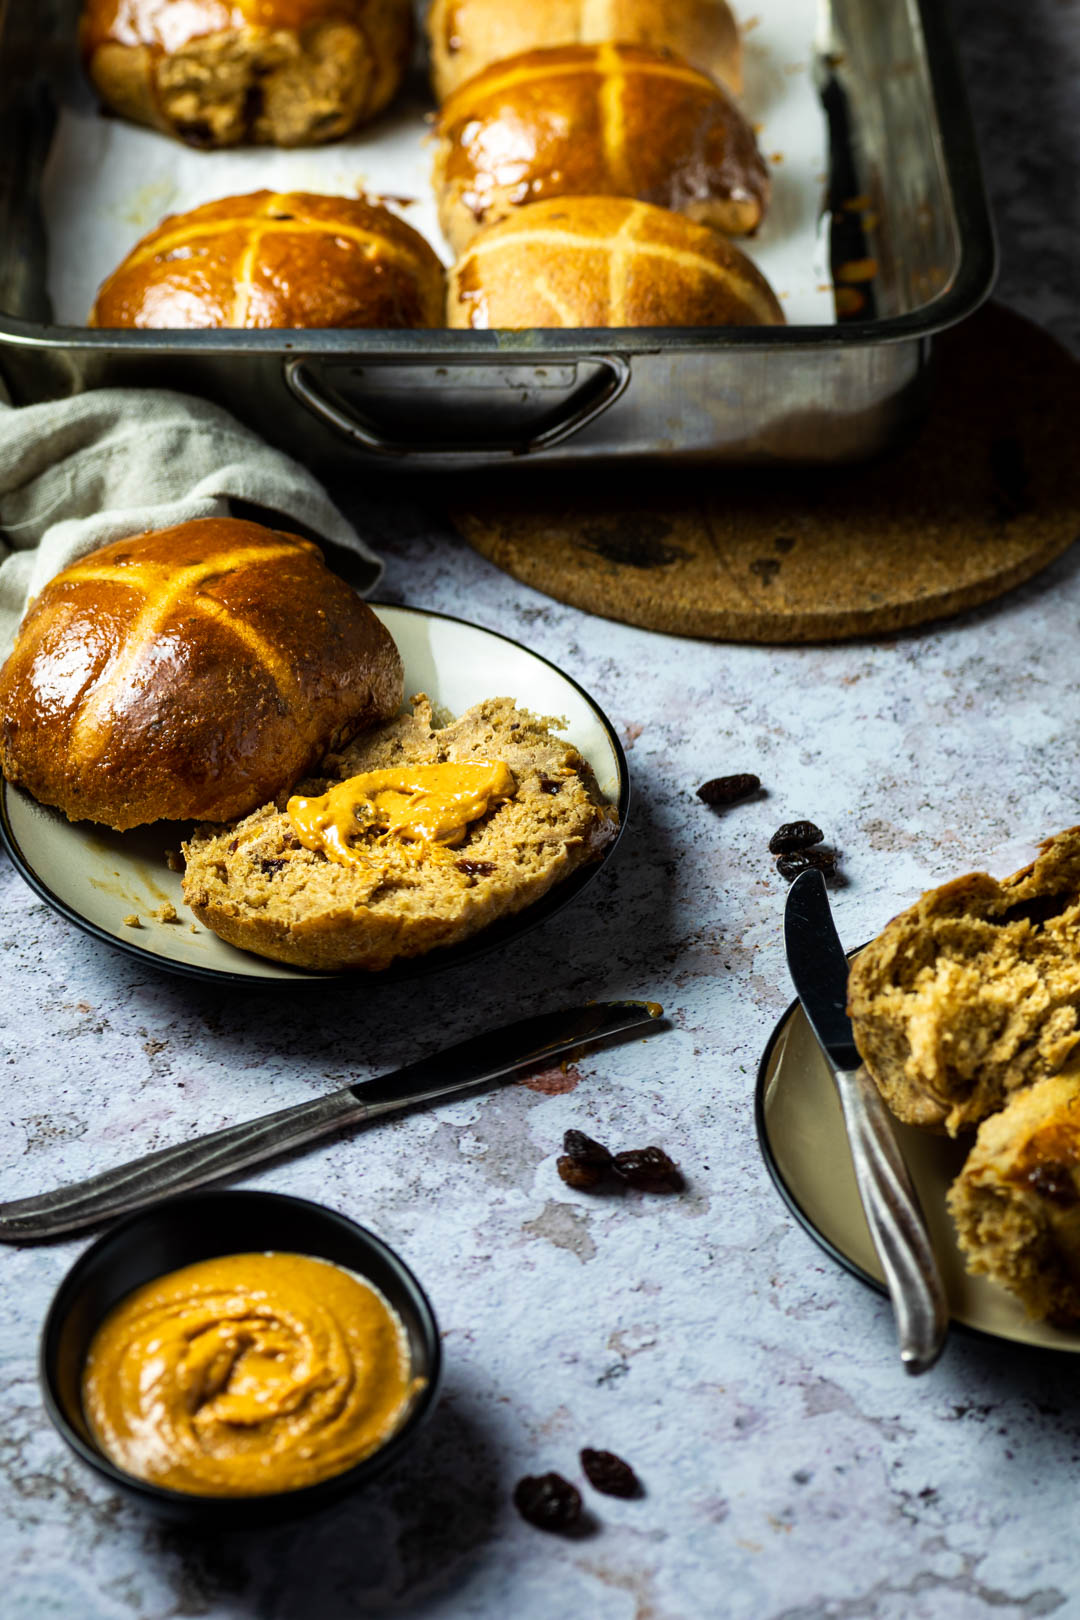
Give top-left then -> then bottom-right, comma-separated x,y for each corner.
0,0 -> 996,470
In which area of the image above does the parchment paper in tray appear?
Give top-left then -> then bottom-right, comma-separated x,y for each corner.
42,2 -> 835,327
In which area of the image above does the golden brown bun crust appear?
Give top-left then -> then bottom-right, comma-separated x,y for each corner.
81,0 -> 413,147
0,517 -> 404,830
447,195 -> 784,329
848,828 -> 1080,1135
434,43 -> 768,254
90,191 -> 445,329
427,0 -> 741,103
948,1068 -> 1080,1324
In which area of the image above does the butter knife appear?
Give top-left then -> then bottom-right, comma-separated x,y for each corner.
784,870 -> 948,1374
0,1000 -> 663,1243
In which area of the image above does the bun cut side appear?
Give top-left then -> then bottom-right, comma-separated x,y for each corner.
848,829 -> 1080,1135
0,517 -> 404,830
948,1069 -> 1080,1324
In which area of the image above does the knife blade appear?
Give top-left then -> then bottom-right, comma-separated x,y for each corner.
0,1000 -> 664,1243
784,870 -> 948,1374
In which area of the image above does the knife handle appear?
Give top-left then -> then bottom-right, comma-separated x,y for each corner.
832,1065 -> 949,1375
0,1089 -> 365,1243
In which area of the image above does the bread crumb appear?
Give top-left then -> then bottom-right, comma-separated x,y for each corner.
190,923 -> 199,933
164,849 -> 184,872
153,902 -> 178,923
123,914 -> 141,928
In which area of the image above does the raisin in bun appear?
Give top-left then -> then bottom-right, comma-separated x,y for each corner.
90,192 -> 445,329
427,0 -> 741,103
80,0 -> 413,147
447,196 -> 784,329
0,518 -> 404,830
434,42 -> 768,254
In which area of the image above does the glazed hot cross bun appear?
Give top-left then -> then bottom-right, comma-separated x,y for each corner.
426,0 -> 741,103
447,196 -> 784,329
434,41 -> 769,254
90,192 -> 446,329
0,517 -> 404,829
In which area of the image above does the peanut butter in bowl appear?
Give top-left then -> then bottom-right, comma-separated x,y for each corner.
81,1252 -> 425,1496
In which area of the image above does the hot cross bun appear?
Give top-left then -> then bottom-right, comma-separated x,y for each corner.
80,0 -> 413,147
0,517 -> 404,829
434,42 -> 769,254
447,195 -> 784,329
426,0 -> 741,104
89,191 -> 446,329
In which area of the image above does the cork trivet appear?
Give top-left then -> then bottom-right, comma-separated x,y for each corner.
451,305 -> 1080,641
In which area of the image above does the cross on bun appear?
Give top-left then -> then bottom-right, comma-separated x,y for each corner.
434,42 -> 769,255
447,196 -> 784,328
80,0 -> 413,147
89,191 -> 446,329
0,518 -> 404,830
426,0 -> 741,104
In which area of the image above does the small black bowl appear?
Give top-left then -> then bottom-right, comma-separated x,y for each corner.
40,1189 -> 441,1526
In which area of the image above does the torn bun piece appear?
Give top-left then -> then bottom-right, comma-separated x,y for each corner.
80,0 -> 414,147
948,1067 -> 1080,1324
848,829 -> 1080,1135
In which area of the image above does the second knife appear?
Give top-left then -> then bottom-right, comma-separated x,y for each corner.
784,869 -> 948,1374
0,1000 -> 664,1243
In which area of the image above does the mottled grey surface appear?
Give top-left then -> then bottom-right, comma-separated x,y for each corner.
2,1 -> 1080,1615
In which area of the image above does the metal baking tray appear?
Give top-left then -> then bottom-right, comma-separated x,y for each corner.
0,0 -> 995,470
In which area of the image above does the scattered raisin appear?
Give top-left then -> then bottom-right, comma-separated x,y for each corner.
776,848 -> 837,881
696,773 -> 761,806
513,1473 -> 583,1532
1025,1163 -> 1080,1208
557,1155 -> 607,1190
538,776 -> 562,794
455,859 -> 496,876
227,838 -> 239,853
174,120 -> 215,147
612,1146 -> 683,1192
259,858 -> 286,875
768,820 -> 824,854
563,1129 -> 613,1168
580,1449 -> 641,1498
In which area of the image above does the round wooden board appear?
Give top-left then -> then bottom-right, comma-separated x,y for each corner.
450,305 -> 1080,642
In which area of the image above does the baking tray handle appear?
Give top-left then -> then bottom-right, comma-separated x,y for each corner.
282,353 -> 631,460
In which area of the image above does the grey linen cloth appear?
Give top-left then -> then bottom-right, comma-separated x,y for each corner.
0,385 -> 381,659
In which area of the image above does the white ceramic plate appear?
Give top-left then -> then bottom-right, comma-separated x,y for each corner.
756,992 -> 1080,1352
0,605 -> 628,984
